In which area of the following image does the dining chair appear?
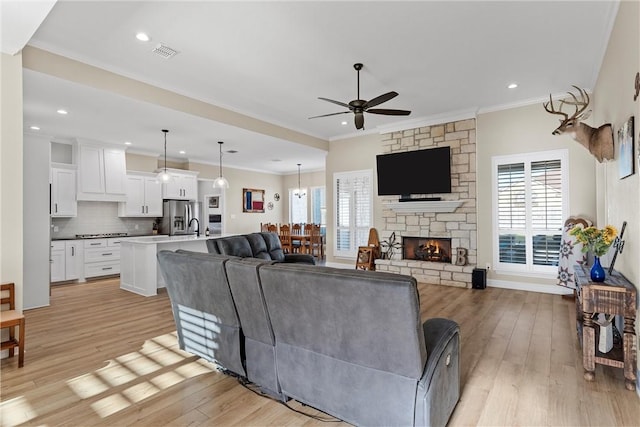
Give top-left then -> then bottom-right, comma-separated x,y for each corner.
291,223 -> 303,253
309,224 -> 324,260
279,224 -> 293,254
1,282 -> 25,368
267,223 -> 278,233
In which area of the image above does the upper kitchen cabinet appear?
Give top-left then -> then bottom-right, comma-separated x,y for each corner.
118,172 -> 163,217
162,169 -> 198,200
51,166 -> 77,217
76,142 -> 127,202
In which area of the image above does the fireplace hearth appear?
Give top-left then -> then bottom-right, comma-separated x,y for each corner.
402,236 -> 452,263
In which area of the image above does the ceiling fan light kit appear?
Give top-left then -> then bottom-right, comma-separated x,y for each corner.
310,63 -> 411,130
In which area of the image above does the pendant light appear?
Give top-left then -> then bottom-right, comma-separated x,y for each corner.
293,163 -> 306,198
156,129 -> 171,182
213,141 -> 229,188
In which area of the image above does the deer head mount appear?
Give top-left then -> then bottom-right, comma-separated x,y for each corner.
543,85 -> 613,162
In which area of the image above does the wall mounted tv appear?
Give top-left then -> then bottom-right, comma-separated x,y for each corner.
376,146 -> 451,196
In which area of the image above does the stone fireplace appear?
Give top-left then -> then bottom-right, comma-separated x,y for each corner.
403,237 -> 452,263
374,118 -> 477,288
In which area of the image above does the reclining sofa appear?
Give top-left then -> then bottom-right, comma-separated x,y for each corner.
158,250 -> 460,426
206,232 -> 315,264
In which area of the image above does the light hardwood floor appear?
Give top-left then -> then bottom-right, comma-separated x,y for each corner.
1,278 -> 638,426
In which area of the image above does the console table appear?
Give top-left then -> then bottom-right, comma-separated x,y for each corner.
574,265 -> 637,390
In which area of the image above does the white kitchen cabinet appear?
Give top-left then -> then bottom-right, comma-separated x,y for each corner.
118,173 -> 163,217
64,240 -> 82,280
51,167 -> 77,217
77,143 -> 127,202
50,241 -> 66,283
83,238 -> 121,278
162,170 -> 198,200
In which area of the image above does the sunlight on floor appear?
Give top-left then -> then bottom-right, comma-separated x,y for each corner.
0,332 -> 218,426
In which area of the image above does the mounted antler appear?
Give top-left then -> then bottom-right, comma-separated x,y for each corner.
543,85 -> 613,162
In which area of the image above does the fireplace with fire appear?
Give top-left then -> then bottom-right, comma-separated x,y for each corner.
402,237 -> 452,263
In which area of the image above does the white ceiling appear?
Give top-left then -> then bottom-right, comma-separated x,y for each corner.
19,1 -> 618,174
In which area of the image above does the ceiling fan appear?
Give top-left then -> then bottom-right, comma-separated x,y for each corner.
309,63 -> 411,130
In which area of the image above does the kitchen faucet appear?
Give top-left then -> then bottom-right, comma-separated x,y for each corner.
188,217 -> 200,237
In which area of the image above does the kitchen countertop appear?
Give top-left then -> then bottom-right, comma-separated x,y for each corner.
123,234 -> 224,244
52,233 -> 165,241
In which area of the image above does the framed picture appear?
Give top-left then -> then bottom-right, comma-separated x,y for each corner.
618,116 -> 634,179
243,188 -> 265,213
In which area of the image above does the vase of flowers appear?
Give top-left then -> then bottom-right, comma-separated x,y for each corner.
569,224 -> 617,282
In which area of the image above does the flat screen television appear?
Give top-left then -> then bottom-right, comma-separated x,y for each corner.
376,146 -> 451,196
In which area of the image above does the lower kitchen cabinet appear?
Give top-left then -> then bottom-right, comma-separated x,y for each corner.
51,240 -> 83,282
83,238 -> 120,278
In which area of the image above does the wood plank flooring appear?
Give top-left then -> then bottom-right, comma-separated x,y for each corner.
1,278 -> 638,426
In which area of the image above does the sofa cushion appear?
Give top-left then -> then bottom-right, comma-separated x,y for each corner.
259,232 -> 286,262
246,233 -> 272,260
216,235 -> 254,258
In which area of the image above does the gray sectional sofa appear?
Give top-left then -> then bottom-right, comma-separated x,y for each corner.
158,249 -> 460,426
206,232 -> 315,264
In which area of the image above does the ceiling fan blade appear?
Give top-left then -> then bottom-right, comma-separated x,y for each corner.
318,97 -> 351,109
355,112 -> 365,129
367,108 -> 411,116
308,111 -> 351,119
364,91 -> 398,109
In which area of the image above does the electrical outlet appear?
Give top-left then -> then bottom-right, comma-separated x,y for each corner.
53,226 -> 59,232
134,224 -> 139,230
485,263 -> 491,270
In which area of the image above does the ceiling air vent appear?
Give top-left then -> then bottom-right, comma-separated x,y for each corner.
152,43 -> 178,59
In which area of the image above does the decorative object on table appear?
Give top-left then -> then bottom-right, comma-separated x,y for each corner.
618,116 -> 634,179
557,217 -> 591,289
309,63 -> 411,130
593,313 -> 614,353
267,202 -> 274,210
569,223 -> 617,282
242,188 -> 265,213
293,163 -> 306,198
213,141 -> 230,189
608,220 -> 626,274
454,247 -> 467,266
156,129 -> 171,182
543,85 -> 613,162
379,231 -> 402,260
273,193 -> 280,201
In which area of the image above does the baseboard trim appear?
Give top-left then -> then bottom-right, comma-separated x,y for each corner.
324,261 -> 355,269
488,279 -> 574,295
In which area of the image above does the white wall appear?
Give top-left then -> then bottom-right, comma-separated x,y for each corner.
23,134 -> 51,309
1,52 -> 24,309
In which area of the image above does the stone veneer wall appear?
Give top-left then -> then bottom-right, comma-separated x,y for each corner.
374,119 -> 477,288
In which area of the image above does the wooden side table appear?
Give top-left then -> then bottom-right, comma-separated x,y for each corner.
574,265 -> 637,391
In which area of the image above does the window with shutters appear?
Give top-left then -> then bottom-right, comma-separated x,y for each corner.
289,189 -> 307,223
334,170 -> 373,258
492,150 -> 568,275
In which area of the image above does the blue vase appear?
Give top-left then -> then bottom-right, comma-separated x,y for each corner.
590,256 -> 606,282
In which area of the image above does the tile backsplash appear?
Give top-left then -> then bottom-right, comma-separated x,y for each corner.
51,202 -> 157,238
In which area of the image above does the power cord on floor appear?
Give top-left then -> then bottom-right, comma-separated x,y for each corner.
224,370 -> 341,423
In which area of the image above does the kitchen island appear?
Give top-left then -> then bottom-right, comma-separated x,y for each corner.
120,234 -> 222,296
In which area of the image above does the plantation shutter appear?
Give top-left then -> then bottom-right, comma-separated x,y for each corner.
493,150 -> 568,273
334,170 -> 372,257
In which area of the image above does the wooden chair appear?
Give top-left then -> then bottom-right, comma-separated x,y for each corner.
308,224 -> 324,260
260,223 -> 270,232
279,224 -> 293,254
1,282 -> 25,367
267,223 -> 278,233
291,223 -> 303,253
355,228 -> 381,271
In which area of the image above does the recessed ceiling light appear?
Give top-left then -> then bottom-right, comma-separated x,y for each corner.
124,141 -> 132,145
227,150 -> 238,154
341,121 -> 348,125
179,150 -> 186,154
136,32 -> 150,42
507,83 -> 518,89
57,109 -> 68,115
272,159 -> 282,162
30,126 -> 40,130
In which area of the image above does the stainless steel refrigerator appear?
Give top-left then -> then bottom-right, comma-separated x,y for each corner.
160,200 -> 199,235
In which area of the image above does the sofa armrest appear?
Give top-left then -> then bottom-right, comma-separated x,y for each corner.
414,318 -> 460,427
283,254 -> 316,264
